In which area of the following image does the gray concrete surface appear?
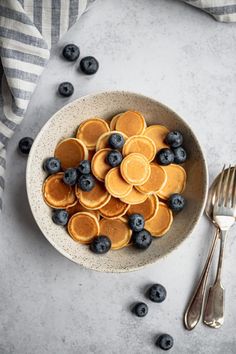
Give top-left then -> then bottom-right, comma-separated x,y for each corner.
1,0 -> 236,353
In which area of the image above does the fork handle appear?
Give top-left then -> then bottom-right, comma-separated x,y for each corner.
184,228 -> 219,330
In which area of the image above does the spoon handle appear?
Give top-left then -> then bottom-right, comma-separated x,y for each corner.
184,228 -> 220,330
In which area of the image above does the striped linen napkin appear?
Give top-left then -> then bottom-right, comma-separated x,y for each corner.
0,0 -> 235,211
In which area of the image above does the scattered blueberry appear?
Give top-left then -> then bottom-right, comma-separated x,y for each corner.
165,131 -> 183,148
148,284 -> 167,303
78,174 -> 95,191
156,148 -> 174,166
173,147 -> 187,164
52,209 -> 69,226
80,56 -> 99,75
58,82 -> 74,97
18,137 -> 33,155
168,194 -> 185,212
134,302 -> 149,317
77,160 -> 91,175
63,168 -> 78,186
132,229 -> 152,250
128,214 -> 145,232
43,157 -> 61,174
90,235 -> 111,254
106,150 -> 123,167
62,44 -> 80,61
156,334 -> 174,351
108,133 -> 125,149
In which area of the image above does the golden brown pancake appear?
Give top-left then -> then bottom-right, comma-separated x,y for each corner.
99,196 -> 129,219
99,218 -> 131,249
136,163 -> 167,194
78,180 -> 111,210
120,153 -> 150,186
144,125 -> 169,151
157,164 -> 186,200
115,111 -> 146,137
145,202 -> 173,237
43,172 -> 76,208
91,148 -> 112,182
66,200 -> 100,220
96,130 -> 127,151
105,167 -> 132,198
122,135 -> 156,162
76,118 -> 110,150
68,212 -> 100,243
110,113 -> 121,130
127,194 -> 159,221
120,187 -> 148,205
54,138 -> 88,170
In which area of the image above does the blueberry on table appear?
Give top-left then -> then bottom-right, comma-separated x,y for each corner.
109,133 -> 125,149
156,334 -> 174,350
168,194 -> 185,212
63,168 -> 78,186
90,235 -> 111,254
80,56 -> 99,75
132,229 -> 152,250
58,82 -> 74,97
78,174 -> 95,191
173,147 -> 187,164
77,160 -> 91,175
106,150 -> 123,167
156,148 -> 174,166
128,213 -> 145,232
165,131 -> 183,148
43,157 -> 61,174
52,209 -> 69,226
148,284 -> 167,303
18,137 -> 33,155
62,44 -> 80,61
134,302 -> 148,317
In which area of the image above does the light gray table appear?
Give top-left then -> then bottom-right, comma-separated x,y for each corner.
1,0 -> 236,353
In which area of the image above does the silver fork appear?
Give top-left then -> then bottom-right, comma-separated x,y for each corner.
203,165 -> 236,328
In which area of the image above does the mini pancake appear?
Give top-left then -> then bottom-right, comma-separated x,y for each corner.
68,212 -> 100,244
127,194 -> 159,221
99,218 -> 131,250
66,200 -> 100,220
105,167 -> 132,198
145,202 -> 173,237
78,180 -> 111,210
120,187 -> 148,205
99,196 -> 129,219
157,164 -> 186,200
43,172 -> 76,208
96,130 -> 127,151
136,163 -> 167,194
91,148 -> 112,182
88,149 -> 96,161
122,135 -> 156,162
76,117 -> 110,150
144,125 -> 169,151
54,138 -> 88,170
115,111 -> 146,137
120,153 -> 150,186
109,113 -> 122,130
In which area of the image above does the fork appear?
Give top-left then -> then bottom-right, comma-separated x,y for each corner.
203,165 -> 236,328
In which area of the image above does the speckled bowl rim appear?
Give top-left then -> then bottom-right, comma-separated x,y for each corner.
26,90 -> 208,272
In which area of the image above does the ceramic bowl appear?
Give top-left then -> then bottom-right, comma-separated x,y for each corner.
26,91 -> 208,272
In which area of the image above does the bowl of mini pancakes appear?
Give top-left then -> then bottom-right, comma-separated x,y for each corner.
26,91 -> 208,272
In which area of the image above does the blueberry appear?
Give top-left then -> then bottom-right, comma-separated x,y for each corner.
156,148 -> 174,166
43,157 -> 61,174
173,147 -> 187,164
134,302 -> 148,317
165,131 -> 183,148
58,82 -> 74,97
18,137 -> 33,155
52,209 -> 69,226
148,284 -> 167,303
80,56 -> 99,75
128,214 -> 145,232
63,168 -> 78,186
78,174 -> 95,191
108,133 -> 125,149
77,160 -> 91,175
62,44 -> 80,61
90,235 -> 111,254
106,150 -> 123,167
156,334 -> 174,351
132,229 -> 152,250
168,194 -> 185,212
